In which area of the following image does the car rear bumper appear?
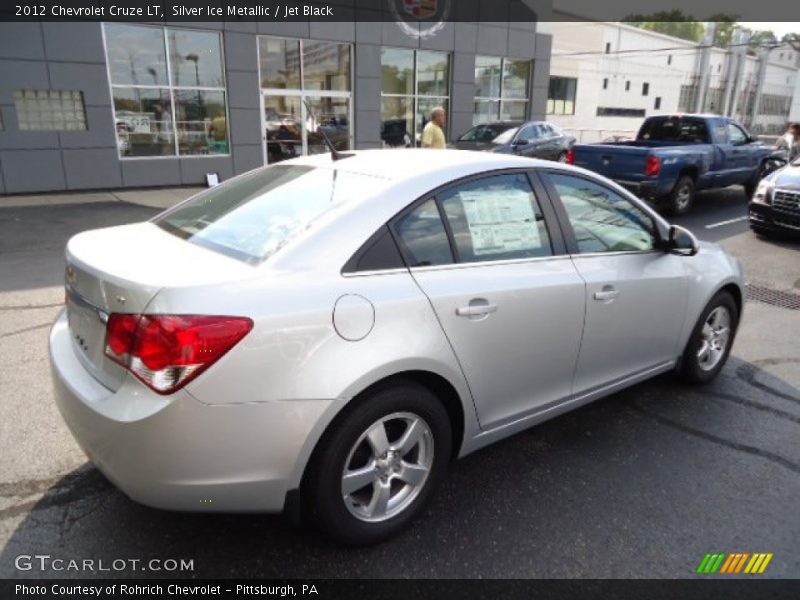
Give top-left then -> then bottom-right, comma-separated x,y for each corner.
748,202 -> 800,234
613,178 -> 673,201
49,310 -> 332,513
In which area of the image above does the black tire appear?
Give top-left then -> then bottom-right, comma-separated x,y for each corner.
744,162 -> 768,199
666,175 -> 695,215
303,381 -> 452,545
751,227 -> 771,238
556,151 -> 568,163
679,290 -> 739,385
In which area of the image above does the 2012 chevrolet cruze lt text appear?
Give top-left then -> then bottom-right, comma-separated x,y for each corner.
50,150 -> 744,544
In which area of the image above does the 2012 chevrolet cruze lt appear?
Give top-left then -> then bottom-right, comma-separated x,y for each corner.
50,149 -> 744,544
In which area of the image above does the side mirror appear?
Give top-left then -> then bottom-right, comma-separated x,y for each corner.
513,139 -> 529,146
666,224 -> 699,256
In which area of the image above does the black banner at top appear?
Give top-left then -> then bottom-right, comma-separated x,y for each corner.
1,0 -> 800,23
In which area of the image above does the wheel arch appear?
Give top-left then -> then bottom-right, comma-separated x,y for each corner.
287,367 -> 471,508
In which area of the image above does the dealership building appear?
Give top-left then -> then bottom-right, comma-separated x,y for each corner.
0,9 -> 551,194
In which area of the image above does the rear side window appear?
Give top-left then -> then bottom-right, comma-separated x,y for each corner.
439,173 -> 552,262
154,165 -> 390,264
394,199 -> 454,267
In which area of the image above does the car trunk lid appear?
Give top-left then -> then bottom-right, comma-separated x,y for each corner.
64,222 -> 255,392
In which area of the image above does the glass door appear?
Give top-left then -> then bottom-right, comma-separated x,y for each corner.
262,94 -> 302,165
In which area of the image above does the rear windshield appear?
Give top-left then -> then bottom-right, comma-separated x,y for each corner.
154,165 -> 389,264
458,124 -> 519,143
638,118 -> 710,144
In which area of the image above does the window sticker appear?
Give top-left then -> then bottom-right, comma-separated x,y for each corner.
458,189 -> 541,256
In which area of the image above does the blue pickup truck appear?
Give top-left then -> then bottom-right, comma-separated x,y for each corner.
566,114 -> 775,214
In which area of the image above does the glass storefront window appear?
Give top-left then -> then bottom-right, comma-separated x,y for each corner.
104,24 -> 168,87
473,55 -> 530,125
302,41 -> 351,92
259,38 -> 301,90
417,50 -> 449,97
168,29 -> 225,88
174,90 -> 228,156
503,59 -> 530,99
380,48 -> 451,148
381,97 -> 413,148
112,88 -> 174,157
259,36 -> 353,164
105,24 -> 229,158
381,48 -> 414,96
475,56 -> 501,98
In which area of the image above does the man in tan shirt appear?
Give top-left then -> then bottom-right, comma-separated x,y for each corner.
421,106 -> 447,149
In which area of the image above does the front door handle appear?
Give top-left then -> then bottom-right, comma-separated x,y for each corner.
593,287 -> 619,302
456,302 -> 498,317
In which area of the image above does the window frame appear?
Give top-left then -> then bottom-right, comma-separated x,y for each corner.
386,169 -> 568,272
472,55 -> 531,125
380,47 -> 451,145
547,76 -> 577,116
258,35 -> 354,161
102,23 -> 230,160
536,169 -> 666,257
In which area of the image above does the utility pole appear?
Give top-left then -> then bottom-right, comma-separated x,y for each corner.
695,22 -> 716,113
750,44 -> 776,132
723,28 -> 750,117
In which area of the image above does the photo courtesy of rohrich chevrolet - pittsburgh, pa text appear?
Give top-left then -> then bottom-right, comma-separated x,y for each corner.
0,0 -> 798,598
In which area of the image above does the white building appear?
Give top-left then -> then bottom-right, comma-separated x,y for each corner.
547,18 -> 800,142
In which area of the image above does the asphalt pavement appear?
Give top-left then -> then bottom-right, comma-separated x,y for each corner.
0,185 -> 798,579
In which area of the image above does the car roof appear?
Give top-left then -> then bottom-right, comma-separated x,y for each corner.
289,148 -> 540,182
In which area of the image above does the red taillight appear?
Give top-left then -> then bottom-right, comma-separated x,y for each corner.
104,314 -> 253,394
645,155 -> 661,177
565,148 -> 575,164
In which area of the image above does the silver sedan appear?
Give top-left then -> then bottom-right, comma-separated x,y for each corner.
50,149 -> 744,544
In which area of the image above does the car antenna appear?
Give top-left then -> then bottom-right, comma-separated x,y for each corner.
302,99 -> 354,161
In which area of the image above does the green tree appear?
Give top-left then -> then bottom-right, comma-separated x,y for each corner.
622,12 -> 704,42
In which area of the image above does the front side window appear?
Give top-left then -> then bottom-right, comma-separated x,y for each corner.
473,56 -> 530,125
104,24 -> 228,158
727,123 -> 748,145
439,174 -> 552,262
155,166 -> 390,264
548,173 -> 656,254
381,48 -> 450,148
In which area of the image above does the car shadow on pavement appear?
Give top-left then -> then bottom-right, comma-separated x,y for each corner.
2,357 -> 799,579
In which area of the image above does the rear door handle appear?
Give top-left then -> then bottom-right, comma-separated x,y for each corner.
456,303 -> 498,317
593,287 -> 619,301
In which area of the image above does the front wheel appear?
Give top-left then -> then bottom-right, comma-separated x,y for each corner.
665,176 -> 695,215
303,381 -> 452,545
680,291 -> 739,384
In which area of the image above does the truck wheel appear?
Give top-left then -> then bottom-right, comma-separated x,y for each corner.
666,176 -> 695,215
744,162 -> 768,199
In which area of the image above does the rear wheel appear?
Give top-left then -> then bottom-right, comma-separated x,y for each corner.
666,176 -> 695,215
680,291 -> 739,384
303,381 -> 452,545
556,151 -> 568,163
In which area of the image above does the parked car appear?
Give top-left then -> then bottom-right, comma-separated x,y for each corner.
51,150 -> 743,544
451,120 -> 575,162
749,157 -> 800,236
567,114 -> 775,214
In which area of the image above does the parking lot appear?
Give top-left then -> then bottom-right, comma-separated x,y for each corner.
1,185 -> 798,578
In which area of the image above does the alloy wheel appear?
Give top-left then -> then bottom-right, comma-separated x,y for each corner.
341,412 -> 434,523
697,306 -> 731,371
